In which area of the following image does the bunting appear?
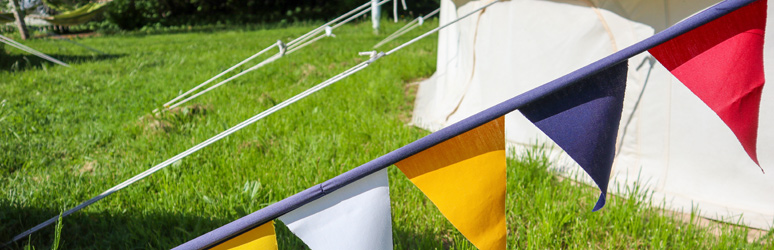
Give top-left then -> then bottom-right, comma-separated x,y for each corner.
394,117 -> 506,250
649,0 -> 767,165
173,1 -> 766,249
278,169 -> 393,250
520,62 -> 628,211
209,221 -> 277,250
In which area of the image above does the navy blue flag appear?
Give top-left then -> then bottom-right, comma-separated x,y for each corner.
520,62 -> 628,211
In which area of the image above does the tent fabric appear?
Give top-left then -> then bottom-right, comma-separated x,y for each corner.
414,0 -> 774,229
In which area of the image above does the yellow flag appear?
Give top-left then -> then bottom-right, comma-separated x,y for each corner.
395,117 -> 506,249
210,221 -> 278,250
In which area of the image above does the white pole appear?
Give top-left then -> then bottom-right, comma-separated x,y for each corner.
371,0 -> 381,32
393,0 -> 398,22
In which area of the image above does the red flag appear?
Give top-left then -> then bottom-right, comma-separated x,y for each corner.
649,0 -> 767,165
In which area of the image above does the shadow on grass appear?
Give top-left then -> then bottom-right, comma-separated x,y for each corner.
108,20 -> 321,38
275,220 -> 454,250
0,204 -> 230,249
393,227 -> 460,250
0,53 -> 125,72
1,205 -> 383,250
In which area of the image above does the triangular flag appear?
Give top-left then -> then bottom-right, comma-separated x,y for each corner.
209,221 -> 277,250
649,0 -> 767,165
278,168 -> 393,250
520,62 -> 628,211
395,117 -> 506,250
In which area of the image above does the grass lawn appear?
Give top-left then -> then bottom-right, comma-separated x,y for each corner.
1,20 -> 772,249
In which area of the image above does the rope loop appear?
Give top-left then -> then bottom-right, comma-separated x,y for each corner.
324,26 -> 336,37
277,40 -> 288,56
358,50 -> 385,63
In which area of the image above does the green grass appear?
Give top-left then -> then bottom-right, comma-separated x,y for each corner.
1,20 -> 772,249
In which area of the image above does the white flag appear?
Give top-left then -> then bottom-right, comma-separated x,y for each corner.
279,168 -> 393,250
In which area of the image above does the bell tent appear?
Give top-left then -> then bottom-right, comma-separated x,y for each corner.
413,0 -> 774,229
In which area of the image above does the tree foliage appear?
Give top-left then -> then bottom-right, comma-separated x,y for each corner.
42,0 -> 91,11
103,0 -> 439,30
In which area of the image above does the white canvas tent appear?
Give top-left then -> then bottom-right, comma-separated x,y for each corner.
413,0 -> 774,229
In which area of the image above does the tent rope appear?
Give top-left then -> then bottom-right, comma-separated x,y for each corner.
6,53 -> 377,246
286,0 -> 390,53
286,1 -> 371,47
161,0 -> 391,110
161,43 -> 279,108
277,40 -> 287,56
166,52 -> 283,110
0,34 -> 70,67
384,1 -> 496,56
374,8 -> 440,48
5,0 -> 499,245
285,34 -> 328,55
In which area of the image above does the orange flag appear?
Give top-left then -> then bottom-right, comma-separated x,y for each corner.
209,221 -> 278,250
395,117 -> 506,249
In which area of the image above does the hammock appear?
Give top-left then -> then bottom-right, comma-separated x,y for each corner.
42,0 -> 81,12
31,2 -> 109,26
0,13 -> 14,24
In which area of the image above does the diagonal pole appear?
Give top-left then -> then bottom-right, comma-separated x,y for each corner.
174,0 -> 758,248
